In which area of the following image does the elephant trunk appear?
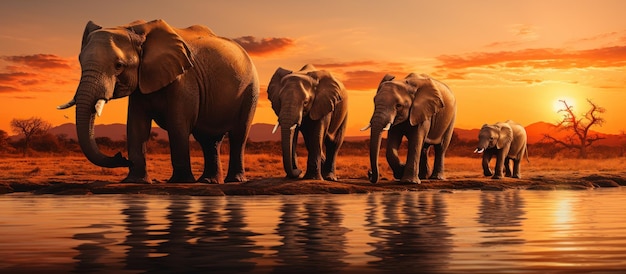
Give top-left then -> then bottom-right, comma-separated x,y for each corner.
75,79 -> 130,168
369,126 -> 384,184
281,126 -> 302,178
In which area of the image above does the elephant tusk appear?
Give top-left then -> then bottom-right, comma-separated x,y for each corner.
272,122 -> 279,134
382,123 -> 391,131
95,99 -> 106,117
289,124 -> 298,130
360,124 -> 371,131
57,99 -> 76,110
474,148 -> 485,154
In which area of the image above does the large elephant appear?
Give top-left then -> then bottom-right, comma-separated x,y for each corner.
57,19 -> 259,183
267,64 -> 348,181
364,73 -> 456,184
474,120 -> 529,179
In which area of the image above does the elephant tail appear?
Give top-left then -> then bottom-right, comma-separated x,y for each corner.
524,144 -> 530,163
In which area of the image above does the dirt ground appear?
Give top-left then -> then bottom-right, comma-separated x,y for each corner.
1,154 -> 625,195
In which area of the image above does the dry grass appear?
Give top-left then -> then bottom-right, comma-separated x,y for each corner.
1,153 -> 625,185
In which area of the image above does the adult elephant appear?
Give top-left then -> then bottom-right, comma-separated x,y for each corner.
267,64 -> 348,181
57,19 -> 259,184
474,120 -> 529,179
363,73 -> 456,184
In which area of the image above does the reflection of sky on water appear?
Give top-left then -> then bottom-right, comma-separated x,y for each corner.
1,189 -> 626,273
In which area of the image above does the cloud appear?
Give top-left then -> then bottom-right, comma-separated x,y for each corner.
314,61 -> 378,69
0,54 -> 77,94
436,45 -> 626,70
341,70 -> 387,90
232,36 -> 294,56
1,54 -> 73,70
307,61 -> 410,90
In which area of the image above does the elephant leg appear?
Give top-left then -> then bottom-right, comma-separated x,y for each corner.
322,119 -> 346,182
167,129 -> 195,183
429,144 -> 446,180
302,121 -> 324,180
419,143 -> 431,179
402,123 -> 428,184
512,158 -> 522,178
123,101 -> 151,184
431,120 -> 453,180
193,132 -> 224,184
385,126 -> 405,180
504,157 -> 513,177
225,128 -> 248,183
482,153 -> 493,177
225,83 -> 256,183
492,150 -> 507,179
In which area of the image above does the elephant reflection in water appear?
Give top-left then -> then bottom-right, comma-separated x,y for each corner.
72,224 -> 120,272
477,191 -> 526,246
273,196 -> 350,272
365,193 -> 453,272
116,197 -> 262,272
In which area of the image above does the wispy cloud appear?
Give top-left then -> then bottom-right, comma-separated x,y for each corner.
312,61 -> 410,90
436,45 -> 626,71
232,36 -> 294,57
1,54 -> 73,70
0,54 -> 77,94
485,24 -> 539,49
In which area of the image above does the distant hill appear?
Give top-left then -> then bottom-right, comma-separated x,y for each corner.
453,121 -> 623,146
34,122 -> 622,146
49,123 -> 168,141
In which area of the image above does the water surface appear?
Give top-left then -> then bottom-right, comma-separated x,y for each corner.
1,189 -> 626,273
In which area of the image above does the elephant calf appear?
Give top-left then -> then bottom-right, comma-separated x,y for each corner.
267,64 -> 348,181
474,120 -> 529,179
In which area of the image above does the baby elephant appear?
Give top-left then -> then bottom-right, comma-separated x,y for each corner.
474,120 -> 529,179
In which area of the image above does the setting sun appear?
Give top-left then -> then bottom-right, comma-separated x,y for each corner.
553,97 -> 577,113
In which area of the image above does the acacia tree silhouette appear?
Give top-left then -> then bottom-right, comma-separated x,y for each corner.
543,99 -> 605,158
10,117 -> 52,157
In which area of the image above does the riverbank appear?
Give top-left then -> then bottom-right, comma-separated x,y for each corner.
1,155 -> 625,195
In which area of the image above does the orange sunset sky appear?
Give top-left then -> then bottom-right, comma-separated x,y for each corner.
1,0 -> 625,137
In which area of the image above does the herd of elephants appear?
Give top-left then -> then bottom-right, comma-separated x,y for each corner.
56,20 -> 529,185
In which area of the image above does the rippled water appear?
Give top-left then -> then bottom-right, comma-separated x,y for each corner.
2,188 -> 626,273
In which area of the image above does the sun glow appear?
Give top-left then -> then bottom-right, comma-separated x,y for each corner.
552,97 -> 577,113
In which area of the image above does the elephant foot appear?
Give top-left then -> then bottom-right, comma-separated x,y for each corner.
121,174 -> 152,184
225,173 -> 246,183
505,172 -> 512,177
429,173 -> 445,180
512,174 -> 521,179
483,169 -> 493,177
323,172 -> 338,182
368,170 -> 379,184
285,169 -> 303,179
491,175 -> 502,180
400,177 -> 421,185
198,176 -> 221,184
303,171 -> 323,180
167,175 -> 196,183
393,164 -> 405,179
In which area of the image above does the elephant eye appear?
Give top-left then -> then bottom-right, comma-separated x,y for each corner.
395,103 -> 403,109
114,61 -> 125,71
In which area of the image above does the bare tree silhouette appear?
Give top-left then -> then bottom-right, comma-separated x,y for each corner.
10,117 -> 52,156
543,99 -> 605,158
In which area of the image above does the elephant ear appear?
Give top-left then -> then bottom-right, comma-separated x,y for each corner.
308,70 -> 343,121
130,19 -> 193,94
376,74 -> 396,93
81,21 -> 102,49
407,73 -> 445,126
267,67 -> 293,115
497,123 -> 513,149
